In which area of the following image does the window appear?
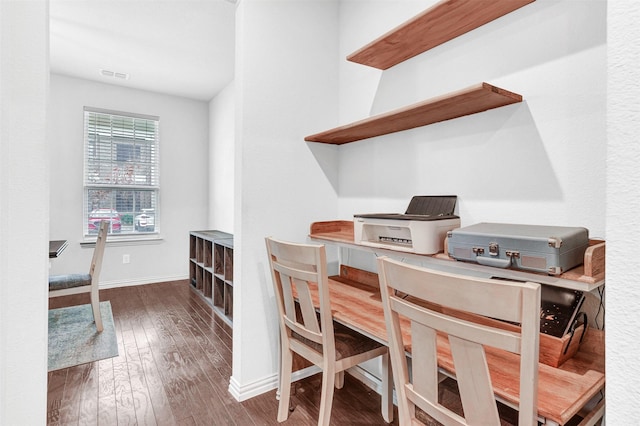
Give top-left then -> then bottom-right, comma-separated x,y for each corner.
84,107 -> 159,237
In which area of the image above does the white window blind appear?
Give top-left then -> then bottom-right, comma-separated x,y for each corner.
84,107 -> 160,236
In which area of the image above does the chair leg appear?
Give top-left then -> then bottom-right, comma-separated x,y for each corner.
91,290 -> 104,332
381,352 -> 393,422
318,365 -> 336,426
277,347 -> 293,422
335,371 -> 344,389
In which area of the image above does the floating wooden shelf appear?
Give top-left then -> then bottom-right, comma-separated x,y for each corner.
304,82 -> 522,145
347,0 -> 535,70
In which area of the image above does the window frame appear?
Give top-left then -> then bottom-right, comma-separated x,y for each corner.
83,107 -> 160,241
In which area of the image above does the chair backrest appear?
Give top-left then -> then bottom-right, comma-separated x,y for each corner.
265,237 -> 335,362
377,256 -> 541,426
90,220 -> 109,283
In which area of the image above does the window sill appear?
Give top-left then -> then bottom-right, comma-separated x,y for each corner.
80,234 -> 164,248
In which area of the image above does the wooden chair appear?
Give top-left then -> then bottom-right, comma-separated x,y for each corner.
377,256 -> 541,426
49,220 -> 109,332
265,237 -> 389,426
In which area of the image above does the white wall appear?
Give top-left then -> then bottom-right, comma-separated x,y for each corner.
337,0 -> 606,238
0,0 -> 49,423
208,80 -> 235,232
607,1 -> 640,421
48,74 -> 210,286
230,0 -> 340,400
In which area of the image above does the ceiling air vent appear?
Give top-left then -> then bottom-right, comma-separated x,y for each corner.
100,69 -> 129,80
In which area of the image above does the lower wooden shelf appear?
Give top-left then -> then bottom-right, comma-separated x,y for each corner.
304,83 -> 522,145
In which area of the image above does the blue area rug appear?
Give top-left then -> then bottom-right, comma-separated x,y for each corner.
48,301 -> 118,372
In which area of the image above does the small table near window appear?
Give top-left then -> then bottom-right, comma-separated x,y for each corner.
49,240 -> 69,258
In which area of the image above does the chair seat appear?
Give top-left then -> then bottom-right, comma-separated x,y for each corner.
293,320 -> 384,361
49,273 -> 91,291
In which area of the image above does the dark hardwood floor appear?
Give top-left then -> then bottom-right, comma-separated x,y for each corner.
47,280 -> 530,425
47,280 -> 399,425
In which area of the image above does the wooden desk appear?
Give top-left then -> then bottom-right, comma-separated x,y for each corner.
49,240 -> 68,258
309,220 -> 605,293
313,267 -> 605,426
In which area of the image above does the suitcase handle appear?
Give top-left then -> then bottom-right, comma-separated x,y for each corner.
476,256 -> 511,268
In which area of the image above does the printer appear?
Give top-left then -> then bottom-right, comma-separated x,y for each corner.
354,195 -> 461,254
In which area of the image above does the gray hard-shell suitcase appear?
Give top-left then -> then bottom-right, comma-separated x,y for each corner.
446,222 -> 589,275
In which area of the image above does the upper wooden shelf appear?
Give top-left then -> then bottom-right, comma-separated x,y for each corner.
304,82 -> 522,145
347,0 -> 535,70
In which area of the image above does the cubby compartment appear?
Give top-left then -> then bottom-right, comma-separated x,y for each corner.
224,282 -> 233,319
189,230 -> 234,326
189,260 -> 197,288
195,238 -> 203,263
213,276 -> 225,309
189,234 -> 197,260
224,246 -> 234,282
195,265 -> 204,290
204,271 -> 213,299
214,243 -> 225,277
204,240 -> 213,268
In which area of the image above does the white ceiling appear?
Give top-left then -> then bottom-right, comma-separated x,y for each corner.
49,0 -> 237,102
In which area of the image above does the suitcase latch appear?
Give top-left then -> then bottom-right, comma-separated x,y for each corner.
489,242 -> 499,256
472,247 -> 484,255
548,237 -> 563,249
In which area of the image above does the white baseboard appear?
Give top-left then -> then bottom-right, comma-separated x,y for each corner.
98,274 -> 189,289
228,374 -> 276,402
227,364 -> 394,404
347,365 -> 397,405
228,365 -> 321,402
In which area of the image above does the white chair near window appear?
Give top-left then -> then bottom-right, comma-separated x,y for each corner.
49,220 -> 109,332
377,255 -> 541,426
